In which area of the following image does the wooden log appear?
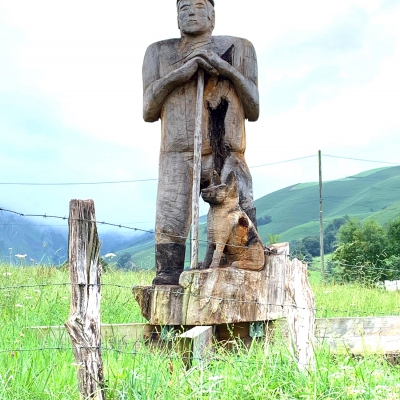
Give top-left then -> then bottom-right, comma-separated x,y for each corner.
265,243 -> 288,319
133,244 -> 289,325
315,316 -> 400,354
133,285 -> 185,325
30,323 -> 153,343
285,258 -> 316,372
29,317 -> 400,356
177,325 -> 213,367
65,199 -> 105,400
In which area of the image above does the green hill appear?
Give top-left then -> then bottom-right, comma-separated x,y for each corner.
0,211 -> 140,265
0,212 -> 68,264
102,165 -> 400,268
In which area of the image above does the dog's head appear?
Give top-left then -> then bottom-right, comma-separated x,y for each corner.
201,171 -> 238,204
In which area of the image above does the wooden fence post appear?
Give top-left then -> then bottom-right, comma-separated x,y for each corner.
285,258 -> 316,373
65,199 -> 105,399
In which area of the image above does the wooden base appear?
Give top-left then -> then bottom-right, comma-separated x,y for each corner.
133,243 -> 316,371
133,243 -> 289,325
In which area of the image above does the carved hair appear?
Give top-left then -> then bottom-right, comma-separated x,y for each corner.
177,0 -> 214,5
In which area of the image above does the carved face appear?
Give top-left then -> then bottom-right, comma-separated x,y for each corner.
201,183 -> 228,204
177,0 -> 214,36
201,171 -> 238,205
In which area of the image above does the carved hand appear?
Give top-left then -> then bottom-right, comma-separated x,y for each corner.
186,49 -> 228,76
143,56 -> 217,122
186,49 -> 259,121
178,56 -> 218,82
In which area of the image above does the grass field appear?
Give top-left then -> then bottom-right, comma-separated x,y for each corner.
1,264 -> 400,399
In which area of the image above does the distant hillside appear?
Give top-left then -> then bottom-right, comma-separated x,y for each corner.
0,212 -> 68,264
256,165 -> 400,242
114,165 -> 400,269
0,211 -> 141,265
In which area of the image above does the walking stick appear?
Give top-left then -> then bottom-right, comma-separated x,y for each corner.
190,68 -> 205,270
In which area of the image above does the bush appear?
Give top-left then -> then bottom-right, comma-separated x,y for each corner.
257,215 -> 272,226
332,218 -> 400,283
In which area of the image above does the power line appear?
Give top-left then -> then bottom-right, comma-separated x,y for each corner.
0,178 -> 157,186
323,154 -> 400,166
250,155 -> 316,169
0,154 -> 317,186
1,153 -> 398,186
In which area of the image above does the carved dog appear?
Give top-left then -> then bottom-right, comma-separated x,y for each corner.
200,171 -> 265,271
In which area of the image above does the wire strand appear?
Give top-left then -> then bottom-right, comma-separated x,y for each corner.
0,155 -> 318,186
323,154 -> 400,166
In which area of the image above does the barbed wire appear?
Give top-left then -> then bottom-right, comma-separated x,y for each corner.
0,206 -> 154,234
0,206 -> 268,252
0,344 -> 317,369
3,194 -> 400,231
2,204 -> 400,257
1,281 -> 399,317
2,205 -> 400,282
313,259 -> 400,275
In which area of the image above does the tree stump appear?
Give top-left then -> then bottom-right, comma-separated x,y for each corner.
133,243 -> 316,372
133,243 -> 289,325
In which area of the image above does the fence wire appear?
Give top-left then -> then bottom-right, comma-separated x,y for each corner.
3,206 -> 400,269
1,281 -> 399,317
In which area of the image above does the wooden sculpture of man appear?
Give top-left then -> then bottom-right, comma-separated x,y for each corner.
143,0 -> 259,285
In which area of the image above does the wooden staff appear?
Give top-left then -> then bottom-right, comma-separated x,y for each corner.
190,69 -> 205,270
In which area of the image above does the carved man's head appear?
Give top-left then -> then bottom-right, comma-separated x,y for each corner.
177,0 -> 215,36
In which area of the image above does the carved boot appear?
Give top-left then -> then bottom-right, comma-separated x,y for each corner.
152,243 -> 186,285
244,207 -> 258,230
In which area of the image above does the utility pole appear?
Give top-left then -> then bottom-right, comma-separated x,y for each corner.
319,150 -> 325,283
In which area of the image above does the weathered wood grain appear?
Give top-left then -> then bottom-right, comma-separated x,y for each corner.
190,68 -> 205,270
315,316 -> 400,354
177,326 -> 213,367
133,243 -> 289,325
31,317 -> 400,355
285,258 -> 316,372
30,323 -> 153,342
201,171 -> 265,271
65,199 -> 104,400
144,2 -> 259,284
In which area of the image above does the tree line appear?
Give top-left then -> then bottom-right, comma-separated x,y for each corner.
290,215 -> 400,284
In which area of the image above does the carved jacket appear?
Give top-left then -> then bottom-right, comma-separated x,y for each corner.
143,36 -> 258,155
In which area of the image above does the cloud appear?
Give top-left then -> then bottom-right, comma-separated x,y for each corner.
261,5 -> 396,114
0,0 -> 399,231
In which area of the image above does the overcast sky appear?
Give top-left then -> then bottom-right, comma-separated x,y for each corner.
0,0 -> 399,233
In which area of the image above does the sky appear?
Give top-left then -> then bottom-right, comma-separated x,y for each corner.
0,0 -> 399,234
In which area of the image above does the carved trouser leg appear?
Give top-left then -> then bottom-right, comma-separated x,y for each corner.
156,152 -> 194,245
152,243 -> 186,285
154,152 -> 212,283
153,151 -> 255,282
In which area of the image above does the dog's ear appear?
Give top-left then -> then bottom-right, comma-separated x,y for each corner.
212,170 -> 221,185
225,171 -> 237,191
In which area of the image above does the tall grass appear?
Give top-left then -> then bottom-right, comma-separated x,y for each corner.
1,263 -> 400,399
